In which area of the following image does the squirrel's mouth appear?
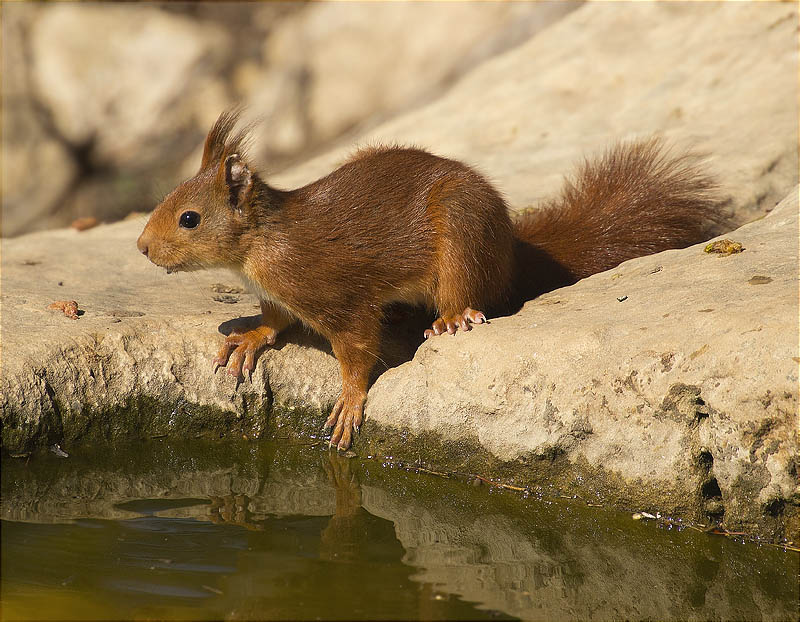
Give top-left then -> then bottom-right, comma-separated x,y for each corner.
162,262 -> 201,274
145,251 -> 198,274
163,263 -> 186,274
148,258 -> 184,274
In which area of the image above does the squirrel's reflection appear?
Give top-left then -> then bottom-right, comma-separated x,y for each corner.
319,450 -> 368,562
203,451 -> 404,564
208,493 -> 263,531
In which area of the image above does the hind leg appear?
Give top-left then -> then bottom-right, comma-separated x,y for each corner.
425,267 -> 490,339
424,236 -> 492,338
422,175 -> 512,339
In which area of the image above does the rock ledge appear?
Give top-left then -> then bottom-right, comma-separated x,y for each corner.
2,190 -> 797,543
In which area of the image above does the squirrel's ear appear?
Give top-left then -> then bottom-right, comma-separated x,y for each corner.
224,154 -> 254,212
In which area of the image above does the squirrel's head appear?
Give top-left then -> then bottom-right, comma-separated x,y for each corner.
137,110 -> 266,273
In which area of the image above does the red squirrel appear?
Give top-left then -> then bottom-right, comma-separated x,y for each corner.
137,110 -> 723,450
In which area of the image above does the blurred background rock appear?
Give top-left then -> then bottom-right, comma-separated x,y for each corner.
1,1 -> 578,237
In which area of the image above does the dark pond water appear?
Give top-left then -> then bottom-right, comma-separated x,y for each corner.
1,439 -> 797,621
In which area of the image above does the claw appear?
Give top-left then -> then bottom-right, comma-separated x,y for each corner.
212,324 -> 279,382
426,307 -> 487,338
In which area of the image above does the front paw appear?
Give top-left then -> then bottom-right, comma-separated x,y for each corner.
212,327 -> 277,381
323,391 -> 365,451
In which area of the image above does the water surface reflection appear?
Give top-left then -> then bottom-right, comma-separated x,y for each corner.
1,440 -> 796,621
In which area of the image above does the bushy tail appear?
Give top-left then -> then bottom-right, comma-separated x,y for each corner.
511,137 -> 728,303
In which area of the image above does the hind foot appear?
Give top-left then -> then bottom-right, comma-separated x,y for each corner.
424,307 -> 486,338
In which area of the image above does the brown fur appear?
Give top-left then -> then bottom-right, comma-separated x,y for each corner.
511,138 -> 725,304
137,111 -> 726,450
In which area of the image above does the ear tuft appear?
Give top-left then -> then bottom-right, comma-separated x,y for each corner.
201,109 -> 242,170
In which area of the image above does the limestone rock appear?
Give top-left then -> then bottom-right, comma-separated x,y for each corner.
29,5 -> 230,165
249,2 -> 578,156
1,3 -> 76,237
1,3 -> 233,236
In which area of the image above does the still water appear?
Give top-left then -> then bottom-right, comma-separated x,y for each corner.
1,439 -> 797,621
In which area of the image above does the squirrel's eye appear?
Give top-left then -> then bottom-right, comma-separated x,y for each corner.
179,211 -> 200,229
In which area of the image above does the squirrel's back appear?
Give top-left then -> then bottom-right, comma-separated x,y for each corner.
512,137 -> 726,303
269,145 -> 515,318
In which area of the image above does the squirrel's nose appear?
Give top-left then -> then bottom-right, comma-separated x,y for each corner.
136,233 -> 149,257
